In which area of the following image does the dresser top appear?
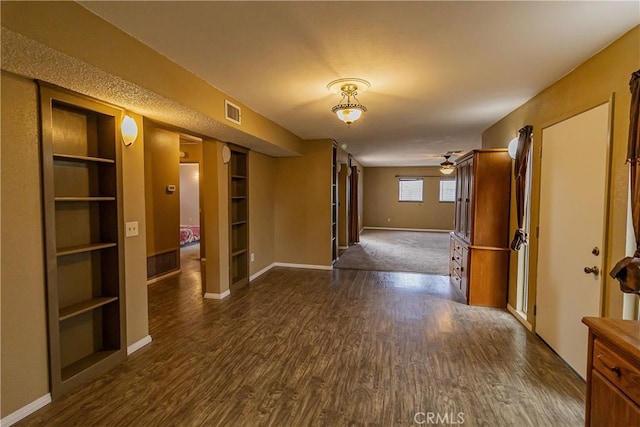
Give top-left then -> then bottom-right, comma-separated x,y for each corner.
583,317 -> 640,361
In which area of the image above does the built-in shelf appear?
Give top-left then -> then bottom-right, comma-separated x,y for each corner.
231,248 -> 248,256
61,350 -> 119,382
41,84 -> 126,399
57,242 -> 117,257
231,175 -> 246,180
55,196 -> 116,202
232,220 -> 247,226
53,153 -> 115,164
231,196 -> 247,200
59,297 -> 118,321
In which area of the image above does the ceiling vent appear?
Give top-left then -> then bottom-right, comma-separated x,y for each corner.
225,100 -> 241,125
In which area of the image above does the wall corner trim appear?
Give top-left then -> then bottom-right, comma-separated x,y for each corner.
127,335 -> 153,355
273,262 -> 333,271
204,290 -> 231,300
1,393 -> 51,427
250,263 -> 276,281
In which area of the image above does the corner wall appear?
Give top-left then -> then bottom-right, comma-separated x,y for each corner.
482,25 -> 640,323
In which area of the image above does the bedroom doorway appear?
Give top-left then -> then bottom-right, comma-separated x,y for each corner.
179,138 -> 203,282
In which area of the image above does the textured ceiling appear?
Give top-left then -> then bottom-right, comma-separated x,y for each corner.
79,1 -> 639,166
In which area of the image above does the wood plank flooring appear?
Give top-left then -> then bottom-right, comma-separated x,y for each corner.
19,255 -> 585,426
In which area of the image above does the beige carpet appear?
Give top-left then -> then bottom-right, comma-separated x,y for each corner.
335,229 -> 450,275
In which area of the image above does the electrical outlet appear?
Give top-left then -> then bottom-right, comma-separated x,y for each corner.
126,221 -> 139,237
251,253 -> 255,262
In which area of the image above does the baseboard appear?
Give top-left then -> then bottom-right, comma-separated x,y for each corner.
1,393 -> 51,427
273,262 -> 333,271
146,269 -> 181,285
363,227 -> 452,233
127,335 -> 152,355
507,303 -> 533,332
338,246 -> 349,250
250,263 -> 275,281
204,289 -> 230,300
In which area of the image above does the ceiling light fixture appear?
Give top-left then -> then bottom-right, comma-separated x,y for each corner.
327,78 -> 370,125
440,154 -> 456,175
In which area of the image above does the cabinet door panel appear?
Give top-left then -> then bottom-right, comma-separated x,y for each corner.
590,370 -> 640,427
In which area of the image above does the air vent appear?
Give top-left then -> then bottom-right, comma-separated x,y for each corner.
225,100 -> 241,125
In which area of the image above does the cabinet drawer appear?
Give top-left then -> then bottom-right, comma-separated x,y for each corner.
593,339 -> 640,405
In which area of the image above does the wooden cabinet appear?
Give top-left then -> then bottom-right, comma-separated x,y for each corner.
450,149 -> 511,307
229,146 -> 249,291
583,318 -> 640,427
39,84 -> 126,397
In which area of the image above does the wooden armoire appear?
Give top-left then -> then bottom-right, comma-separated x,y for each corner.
449,149 -> 511,307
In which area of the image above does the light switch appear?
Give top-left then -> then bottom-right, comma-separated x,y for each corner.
126,221 -> 139,237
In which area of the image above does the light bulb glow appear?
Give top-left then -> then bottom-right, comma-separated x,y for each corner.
121,115 -> 138,146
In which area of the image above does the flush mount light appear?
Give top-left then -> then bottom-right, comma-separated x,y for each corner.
121,114 -> 138,146
508,136 -> 519,159
440,154 -> 456,175
327,78 -> 370,125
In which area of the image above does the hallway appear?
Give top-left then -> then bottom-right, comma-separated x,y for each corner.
19,265 -> 585,426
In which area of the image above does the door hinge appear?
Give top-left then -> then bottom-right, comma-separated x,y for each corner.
533,305 -> 537,316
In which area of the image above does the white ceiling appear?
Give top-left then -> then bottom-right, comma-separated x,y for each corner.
80,1 -> 639,166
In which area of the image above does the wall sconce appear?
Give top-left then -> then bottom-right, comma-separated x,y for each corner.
508,136 -> 519,159
121,114 -> 138,146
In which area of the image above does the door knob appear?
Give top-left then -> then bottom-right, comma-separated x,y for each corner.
584,266 -> 600,275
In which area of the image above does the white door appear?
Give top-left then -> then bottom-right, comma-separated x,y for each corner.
536,102 -> 609,379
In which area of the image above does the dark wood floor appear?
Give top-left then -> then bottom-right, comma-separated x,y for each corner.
19,247 -> 585,426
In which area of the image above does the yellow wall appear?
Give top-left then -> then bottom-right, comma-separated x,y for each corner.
144,123 -> 181,258
363,167 -> 455,230
0,1 -> 303,157
249,152 -> 276,275
1,72 -> 50,416
275,140 -> 333,266
482,25 -> 640,324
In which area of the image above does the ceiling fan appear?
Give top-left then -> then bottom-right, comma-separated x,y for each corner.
439,151 -> 461,175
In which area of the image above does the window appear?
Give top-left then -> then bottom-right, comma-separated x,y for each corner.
399,178 -> 423,202
439,179 -> 456,202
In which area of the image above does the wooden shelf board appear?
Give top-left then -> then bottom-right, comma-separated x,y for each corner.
231,249 -> 247,257
231,196 -> 247,200
53,153 -> 115,164
55,196 -> 115,202
57,242 -> 117,257
61,350 -> 119,382
231,175 -> 247,180
232,221 -> 247,226
59,296 -> 119,321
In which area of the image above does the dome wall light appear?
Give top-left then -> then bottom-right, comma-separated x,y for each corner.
508,136 -> 519,159
121,114 -> 138,147
328,78 -> 370,125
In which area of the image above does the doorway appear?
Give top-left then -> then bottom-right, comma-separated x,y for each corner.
179,139 -> 203,282
535,102 -> 610,379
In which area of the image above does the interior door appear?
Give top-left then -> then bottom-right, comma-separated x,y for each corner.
536,102 -> 610,379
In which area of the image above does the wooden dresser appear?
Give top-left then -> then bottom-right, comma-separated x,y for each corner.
450,149 -> 511,307
582,317 -> 640,427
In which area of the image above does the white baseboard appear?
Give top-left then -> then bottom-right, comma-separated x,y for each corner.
363,227 -> 451,233
1,393 -> 51,427
250,263 -> 275,281
204,289 -> 230,300
338,246 -> 349,250
146,269 -> 181,285
273,262 -> 333,271
507,304 -> 533,332
127,335 -> 152,355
